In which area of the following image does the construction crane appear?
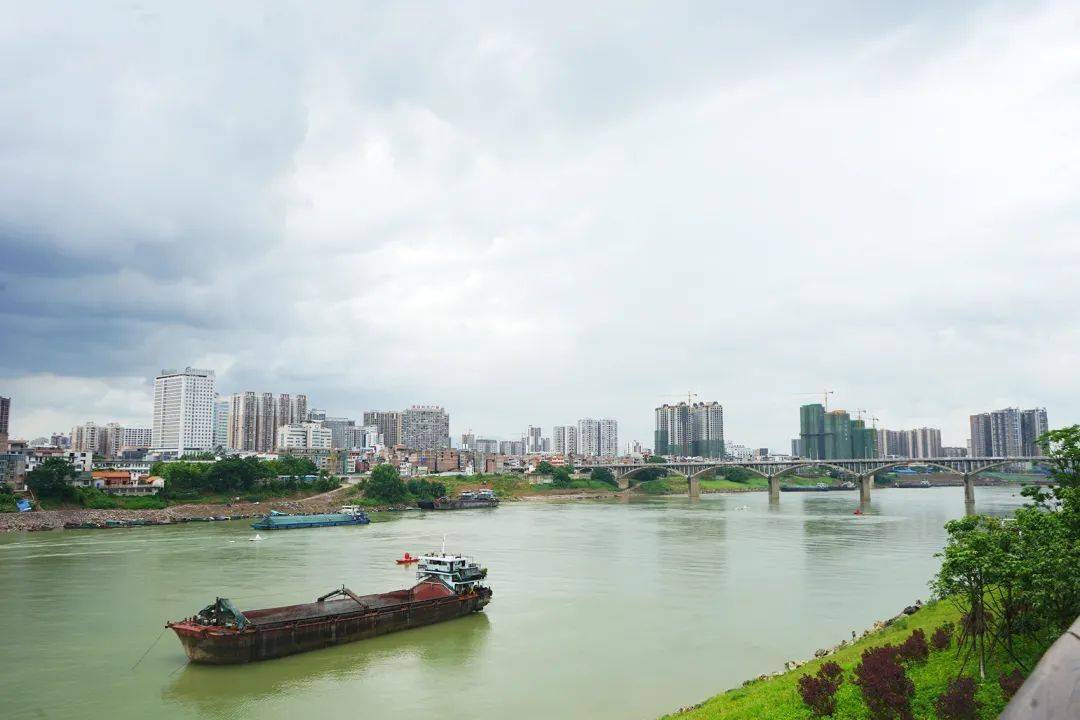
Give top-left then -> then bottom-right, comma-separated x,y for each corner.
869,415 -> 880,429
854,408 -> 869,422
792,390 -> 835,411
661,391 -> 699,405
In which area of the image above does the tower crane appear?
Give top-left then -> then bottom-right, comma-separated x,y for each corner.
661,391 -> 699,405
792,390 -> 835,411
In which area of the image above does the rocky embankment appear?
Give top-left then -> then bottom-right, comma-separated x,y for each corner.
0,486 -> 357,532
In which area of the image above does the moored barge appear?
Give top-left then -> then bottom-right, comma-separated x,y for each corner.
251,506 -> 370,530
418,489 -> 499,510
167,552 -> 491,664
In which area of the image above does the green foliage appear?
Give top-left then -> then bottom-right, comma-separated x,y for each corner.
265,454 -> 319,478
646,454 -> 667,464
550,466 -> 573,487
406,479 -> 447,500
534,461 -> 555,475
932,424 -> 1080,679
0,494 -> 21,512
714,466 -> 757,483
26,458 -> 78,500
633,466 -> 669,483
365,464 -> 407,503
590,467 -> 617,486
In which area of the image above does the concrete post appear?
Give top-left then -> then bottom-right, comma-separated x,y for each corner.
688,474 -> 700,498
859,474 -> 872,503
964,473 -> 975,508
768,475 -> 780,502
617,473 -> 629,490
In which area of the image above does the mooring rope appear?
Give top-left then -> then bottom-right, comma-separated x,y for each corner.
131,626 -> 168,671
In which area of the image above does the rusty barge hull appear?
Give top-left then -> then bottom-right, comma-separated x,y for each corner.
169,583 -> 491,664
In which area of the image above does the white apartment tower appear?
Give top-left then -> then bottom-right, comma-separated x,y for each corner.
401,405 -> 450,450
576,418 -> 618,458
152,367 -> 216,456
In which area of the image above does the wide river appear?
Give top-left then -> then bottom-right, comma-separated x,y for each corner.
0,487 -> 1027,720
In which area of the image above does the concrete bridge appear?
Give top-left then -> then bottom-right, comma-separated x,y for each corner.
596,456 -> 1050,504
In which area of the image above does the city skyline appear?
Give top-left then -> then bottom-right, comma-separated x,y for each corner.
2,3 -> 1078,452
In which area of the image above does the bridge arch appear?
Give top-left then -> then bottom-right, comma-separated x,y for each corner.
968,459 -> 1051,476
871,460 -> 961,476
617,464 -> 683,482
685,465 -> 772,480
772,462 -> 862,479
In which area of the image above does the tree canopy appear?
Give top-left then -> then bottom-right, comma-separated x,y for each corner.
365,464 -> 408,503
590,467 -> 617,486
534,461 -> 555,475
26,458 -> 79,499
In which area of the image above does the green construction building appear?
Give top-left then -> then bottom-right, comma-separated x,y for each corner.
799,404 -> 878,460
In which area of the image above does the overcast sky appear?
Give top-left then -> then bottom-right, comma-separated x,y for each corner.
2,1 -> 1078,450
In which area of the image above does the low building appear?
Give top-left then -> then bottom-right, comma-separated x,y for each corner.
276,422 -> 332,450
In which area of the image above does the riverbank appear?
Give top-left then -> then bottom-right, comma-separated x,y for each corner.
0,485 -> 358,532
662,599 -> 1046,720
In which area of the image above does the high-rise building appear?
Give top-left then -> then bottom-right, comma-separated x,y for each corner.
876,429 -> 910,458
474,438 -> 499,454
120,426 -> 152,450
0,396 -> 9,451
71,422 -> 105,455
152,367 -> 216,456
969,407 -> 1038,456
791,438 -> 804,458
1020,408 -> 1049,455
526,426 -> 544,453
799,404 -> 827,459
968,413 -> 993,456
552,425 -> 578,456
363,411 -> 402,448
576,418 -> 618,457
401,406 -> 450,450
227,391 -> 310,452
799,405 -> 875,459
49,432 -> 70,448
499,440 -> 525,456
460,432 -> 475,451
906,427 -> 942,458
942,446 -> 968,458
213,398 -> 230,449
320,416 -> 356,450
656,402 -> 724,458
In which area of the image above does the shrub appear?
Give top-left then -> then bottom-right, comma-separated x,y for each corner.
931,624 -> 953,651
898,629 -> 929,664
797,662 -> 844,717
854,645 -> 913,720
934,676 -> 979,720
590,467 -> 617,486
364,464 -> 408,503
998,669 -> 1025,700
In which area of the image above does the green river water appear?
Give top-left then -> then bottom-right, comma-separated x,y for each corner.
0,487 -> 1028,720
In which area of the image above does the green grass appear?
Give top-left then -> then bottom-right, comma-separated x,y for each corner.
698,477 -> 769,491
637,477 -> 690,494
662,600 -> 1046,720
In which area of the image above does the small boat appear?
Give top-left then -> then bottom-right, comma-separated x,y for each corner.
249,534 -> 263,542
418,489 -> 499,510
396,552 -> 419,565
853,508 -> 863,515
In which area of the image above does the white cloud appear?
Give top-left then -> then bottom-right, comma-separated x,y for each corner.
1,1 -> 1078,447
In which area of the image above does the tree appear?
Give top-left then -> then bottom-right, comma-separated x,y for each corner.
590,467 -> 617,486
534,461 -> 555,475
551,467 -> 572,487
26,458 -> 78,500
365,464 -> 408,503
646,454 -> 667,464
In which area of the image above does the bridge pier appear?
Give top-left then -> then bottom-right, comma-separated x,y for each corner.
859,474 -> 872,503
617,474 -> 629,490
688,474 -> 700,498
768,475 -> 780,502
963,474 -> 975,508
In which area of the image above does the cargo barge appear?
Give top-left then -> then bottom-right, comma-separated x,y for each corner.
251,506 -> 370,530
167,552 -> 491,664
781,482 -> 858,492
418,489 -> 499,510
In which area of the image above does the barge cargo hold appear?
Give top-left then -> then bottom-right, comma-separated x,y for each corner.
168,553 -> 491,664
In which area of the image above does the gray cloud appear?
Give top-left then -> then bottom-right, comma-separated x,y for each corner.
1,1 -> 1078,448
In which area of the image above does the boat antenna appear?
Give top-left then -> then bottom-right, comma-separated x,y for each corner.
441,534 -> 446,554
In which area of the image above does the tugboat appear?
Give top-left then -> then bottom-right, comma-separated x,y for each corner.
251,506 -> 370,530
167,549 -> 492,664
418,489 -> 499,510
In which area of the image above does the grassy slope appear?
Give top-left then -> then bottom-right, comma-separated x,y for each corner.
663,600 -> 1045,720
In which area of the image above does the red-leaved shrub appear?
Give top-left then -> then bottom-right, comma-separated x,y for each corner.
934,676 -> 979,720
797,662 -> 845,717
897,629 -> 929,664
931,624 -> 952,651
998,669 -> 1025,700
854,645 -> 914,720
